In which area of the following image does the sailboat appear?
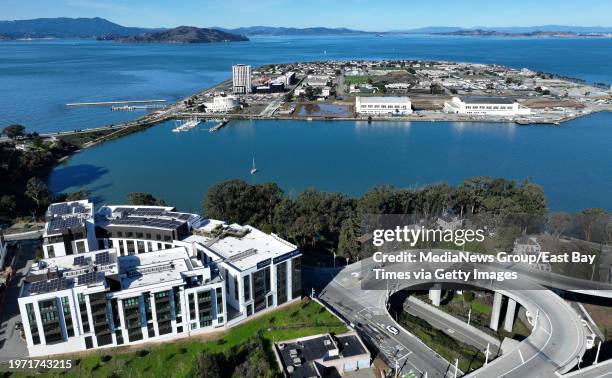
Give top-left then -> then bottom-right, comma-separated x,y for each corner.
250,158 -> 258,175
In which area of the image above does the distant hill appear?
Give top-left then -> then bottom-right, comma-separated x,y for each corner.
0,17 -> 151,39
398,25 -> 612,34
392,26 -> 464,34
219,26 -> 370,36
435,29 -> 611,38
102,26 -> 248,43
2,18 -> 611,40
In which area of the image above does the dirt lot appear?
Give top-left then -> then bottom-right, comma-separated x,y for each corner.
522,98 -> 585,109
411,96 -> 452,111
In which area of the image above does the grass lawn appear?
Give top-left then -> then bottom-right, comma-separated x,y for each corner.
399,312 -> 485,373
344,76 -> 372,85
14,299 -> 346,378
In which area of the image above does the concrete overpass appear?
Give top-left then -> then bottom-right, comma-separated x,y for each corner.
308,253 -> 592,378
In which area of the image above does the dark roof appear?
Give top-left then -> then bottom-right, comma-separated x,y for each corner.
461,96 -> 515,105
277,333 -> 369,377
336,335 -> 368,357
278,334 -> 336,377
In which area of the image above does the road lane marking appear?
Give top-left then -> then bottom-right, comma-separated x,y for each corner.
518,349 -> 525,364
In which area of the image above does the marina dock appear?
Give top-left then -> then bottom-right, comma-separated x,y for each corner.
208,119 -> 229,132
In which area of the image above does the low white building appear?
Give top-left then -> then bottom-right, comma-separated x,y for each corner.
444,96 -> 531,116
275,331 -> 372,376
355,96 -> 413,116
202,96 -> 239,113
384,83 -> 411,91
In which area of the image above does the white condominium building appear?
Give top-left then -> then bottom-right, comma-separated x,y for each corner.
355,96 -> 413,116
232,64 -> 252,94
18,200 -> 302,357
180,223 -> 301,322
443,96 -> 531,116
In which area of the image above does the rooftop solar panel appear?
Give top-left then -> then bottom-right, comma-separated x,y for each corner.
95,251 -> 111,265
73,255 -> 87,266
29,277 -> 71,294
77,271 -> 105,286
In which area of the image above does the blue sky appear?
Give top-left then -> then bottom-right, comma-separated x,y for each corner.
2,0 -> 612,30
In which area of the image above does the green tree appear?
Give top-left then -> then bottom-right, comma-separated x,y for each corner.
0,195 -> 17,218
547,212 -> 572,239
194,353 -> 223,377
2,124 -> 26,140
463,291 -> 475,303
203,180 -> 282,226
66,188 -> 92,201
127,192 -> 167,206
337,216 -> 361,261
25,177 -> 50,211
575,208 -> 606,242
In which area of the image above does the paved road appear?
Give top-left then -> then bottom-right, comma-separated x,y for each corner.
403,297 -> 501,356
308,254 -> 588,378
0,240 -> 38,361
305,266 -> 459,377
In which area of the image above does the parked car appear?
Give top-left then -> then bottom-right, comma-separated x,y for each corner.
386,325 -> 399,335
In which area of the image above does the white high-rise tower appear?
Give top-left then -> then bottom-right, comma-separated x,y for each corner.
232,64 -> 252,94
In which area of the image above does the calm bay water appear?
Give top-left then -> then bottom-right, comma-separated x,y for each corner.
1,35 -> 611,211
49,115 -> 612,212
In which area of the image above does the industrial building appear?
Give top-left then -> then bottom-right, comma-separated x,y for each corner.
443,96 -> 531,116
18,200 -> 302,357
355,96 -> 413,116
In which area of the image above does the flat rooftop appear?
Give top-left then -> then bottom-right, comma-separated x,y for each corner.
460,96 -> 516,104
118,247 -> 207,290
22,249 -> 118,297
45,200 -> 94,234
276,332 -> 369,377
357,96 -> 411,104
47,200 -> 92,218
98,205 -> 205,231
199,225 -> 298,271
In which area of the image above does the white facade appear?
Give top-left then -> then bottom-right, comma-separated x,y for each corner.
232,64 -> 252,94
18,247 -> 225,356
43,200 -> 97,258
443,96 -> 531,116
355,96 -> 413,115
203,95 -> 239,113
19,201 -> 302,357
181,223 -> 302,323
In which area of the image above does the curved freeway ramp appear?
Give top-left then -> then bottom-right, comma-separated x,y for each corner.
309,256 -> 588,378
